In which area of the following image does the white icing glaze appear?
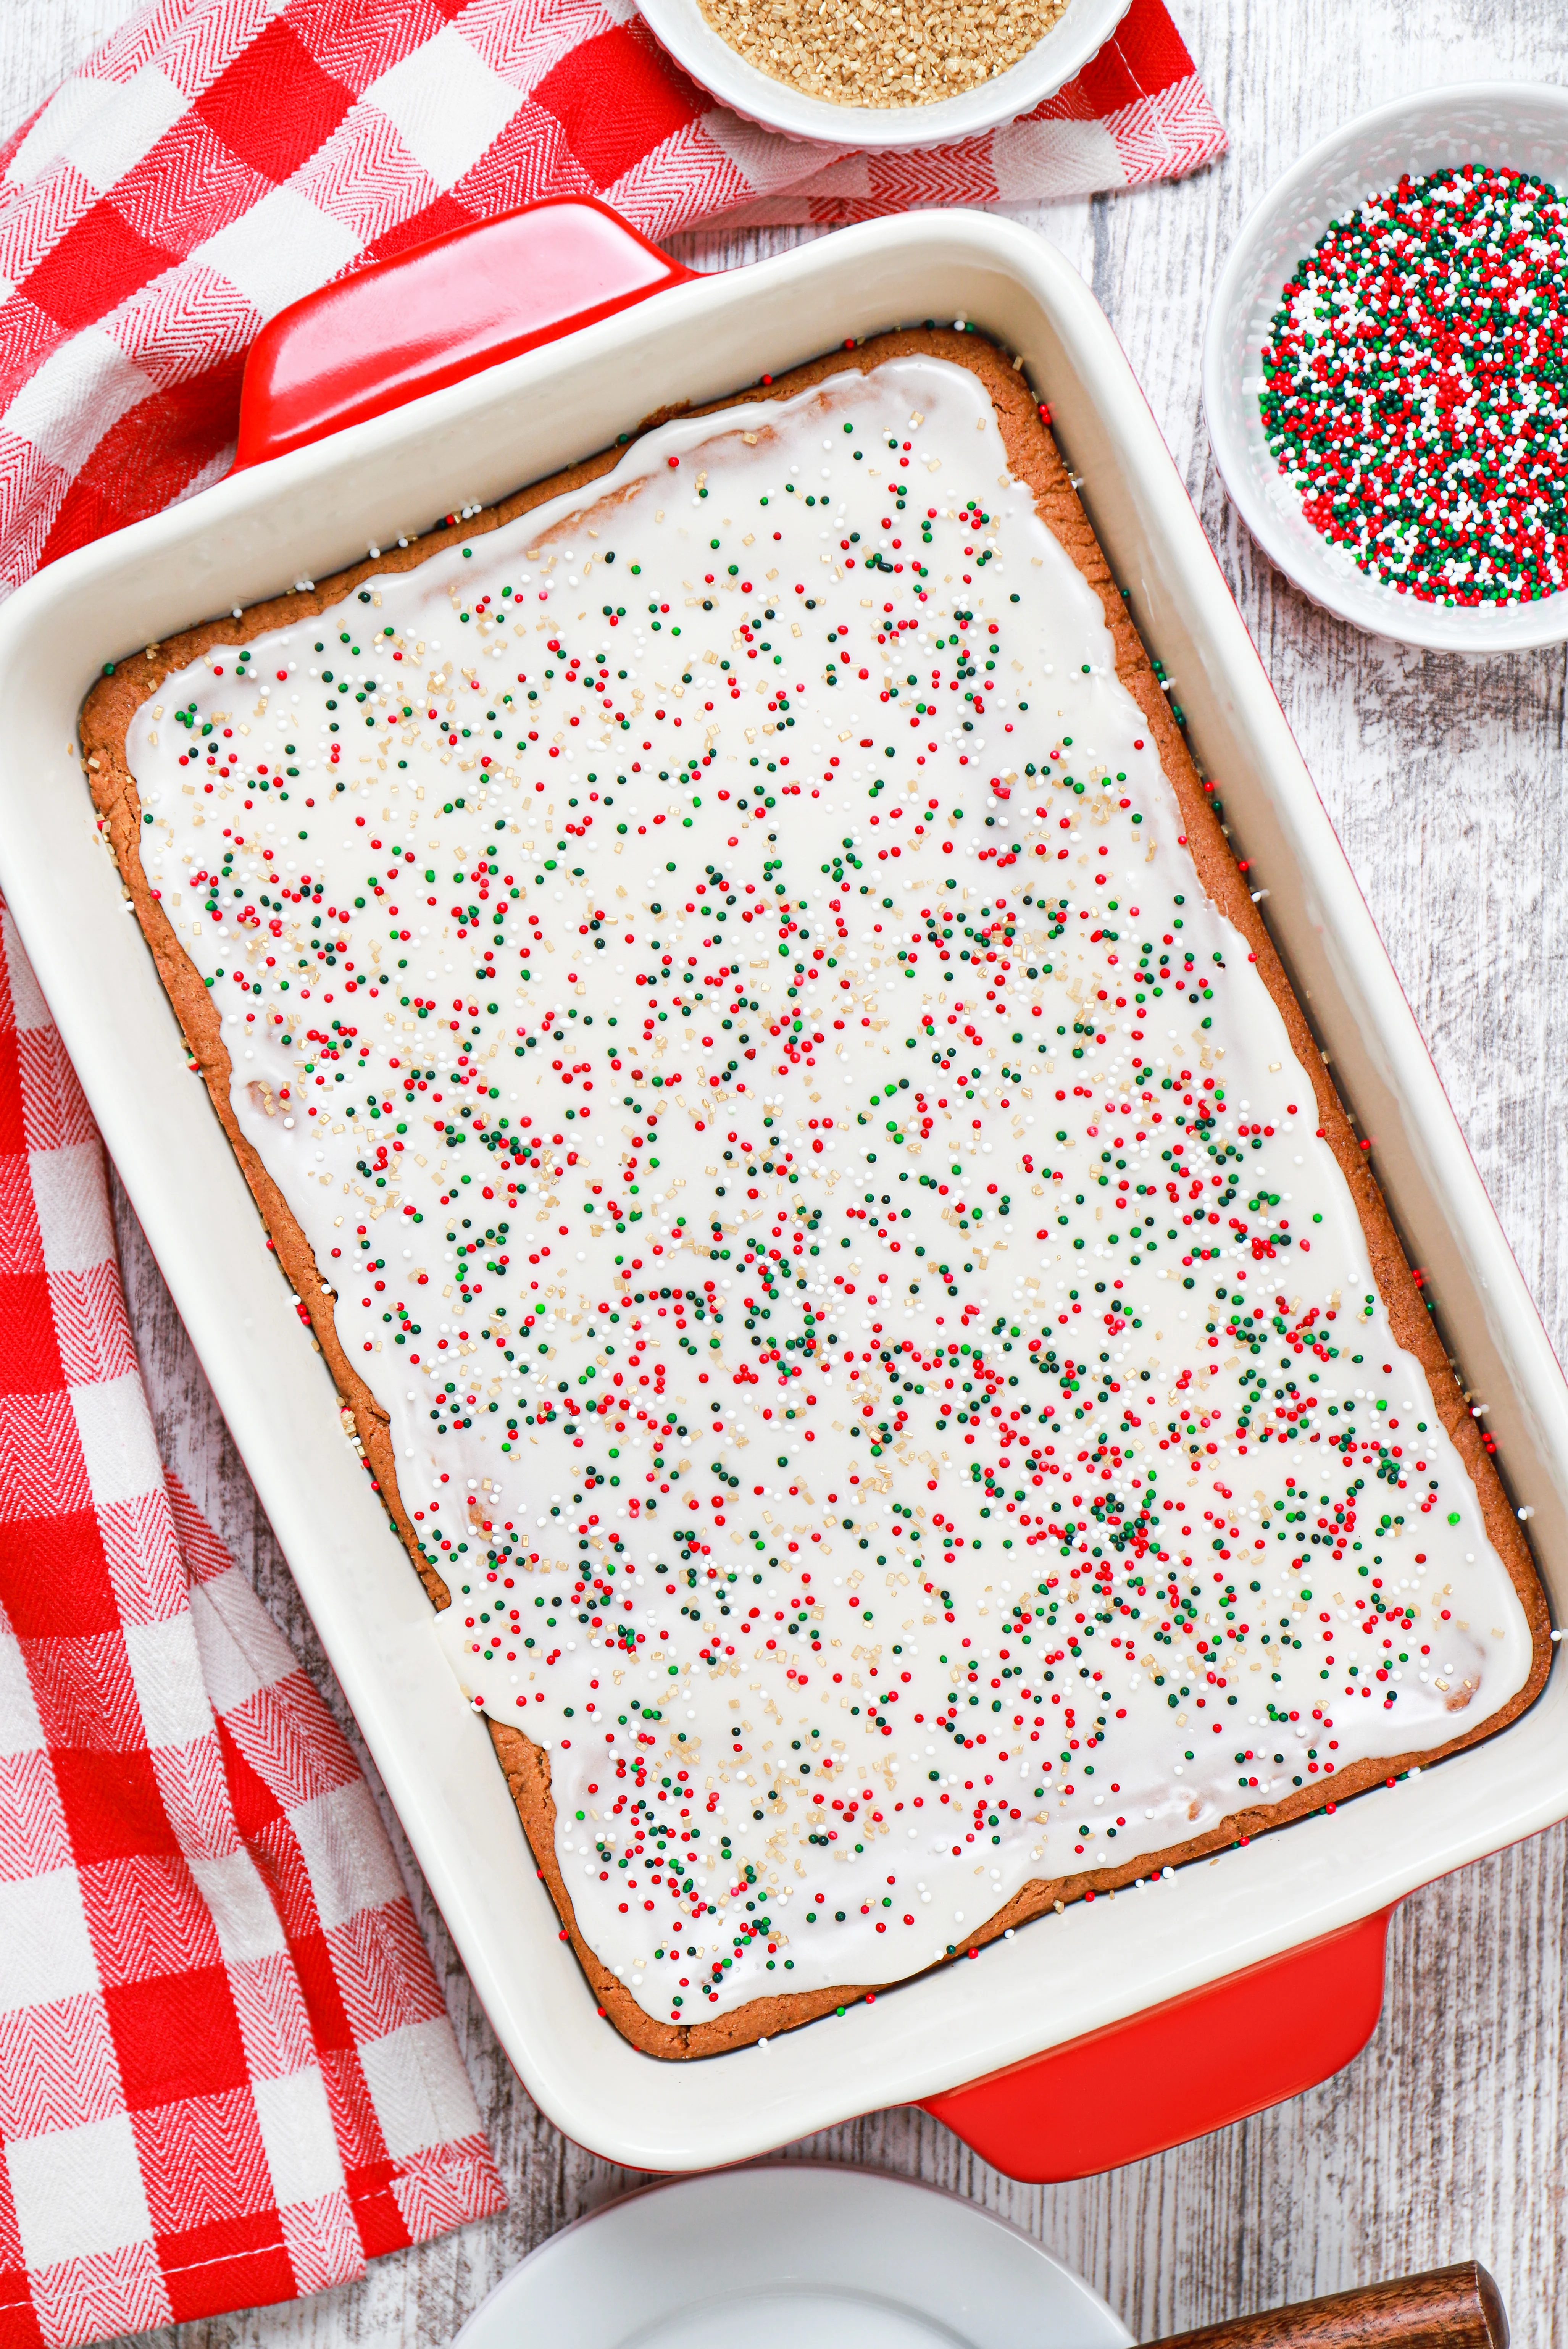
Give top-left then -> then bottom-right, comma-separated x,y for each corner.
124,357 -> 1535,2030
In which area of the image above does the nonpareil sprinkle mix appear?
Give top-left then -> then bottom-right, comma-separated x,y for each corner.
1260,163 -> 1568,606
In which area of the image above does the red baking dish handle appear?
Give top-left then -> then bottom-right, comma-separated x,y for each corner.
234,195 -> 698,469
921,1904 -> 1394,2183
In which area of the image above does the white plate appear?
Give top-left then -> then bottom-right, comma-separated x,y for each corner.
1203,81 -> 1568,650
635,0 -> 1131,151
452,2166 -> 1133,2348
0,212 -> 1565,2175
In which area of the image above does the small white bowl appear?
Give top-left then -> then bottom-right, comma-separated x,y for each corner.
1203,82 -> 1568,651
637,0 -> 1131,153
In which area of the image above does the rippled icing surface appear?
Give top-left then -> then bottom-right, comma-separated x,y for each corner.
125,357 -> 1535,2026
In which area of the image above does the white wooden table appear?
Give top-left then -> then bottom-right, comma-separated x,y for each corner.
8,2 -> 1568,2341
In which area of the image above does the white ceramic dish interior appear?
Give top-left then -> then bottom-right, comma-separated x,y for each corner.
452,2165 -> 1132,2349
1,212 -> 1565,2174
1204,82 -> 1568,651
635,0 -> 1130,151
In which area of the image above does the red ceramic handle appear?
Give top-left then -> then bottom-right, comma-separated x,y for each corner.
234,195 -> 697,469
921,1904 -> 1394,2183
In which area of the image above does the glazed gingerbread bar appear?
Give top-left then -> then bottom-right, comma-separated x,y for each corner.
81,329 -> 1549,2060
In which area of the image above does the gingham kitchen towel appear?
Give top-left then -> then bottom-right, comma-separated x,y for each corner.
0,906 -> 505,2348
0,0 -> 1223,598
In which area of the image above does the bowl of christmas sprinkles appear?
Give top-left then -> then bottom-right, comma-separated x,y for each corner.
1204,83 -> 1568,649
635,0 -> 1131,151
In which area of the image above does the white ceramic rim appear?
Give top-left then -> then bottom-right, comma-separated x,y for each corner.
1203,81 -> 1568,651
0,210 -> 1564,2173
635,0 -> 1131,151
450,2164 -> 1134,2347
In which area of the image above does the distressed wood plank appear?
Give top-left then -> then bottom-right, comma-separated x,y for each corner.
9,0 -> 1568,2340
0,0 -> 143,146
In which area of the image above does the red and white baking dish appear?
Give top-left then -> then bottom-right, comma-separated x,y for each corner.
1,200 -> 1563,2183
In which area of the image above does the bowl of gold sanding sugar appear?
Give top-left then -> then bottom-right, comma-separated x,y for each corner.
1205,83 -> 1568,650
636,0 -> 1130,150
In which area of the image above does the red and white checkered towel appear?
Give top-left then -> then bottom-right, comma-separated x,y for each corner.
0,0 -> 1223,598
0,902 -> 505,2349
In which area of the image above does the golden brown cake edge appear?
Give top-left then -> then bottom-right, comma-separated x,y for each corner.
78,327 -> 1551,2064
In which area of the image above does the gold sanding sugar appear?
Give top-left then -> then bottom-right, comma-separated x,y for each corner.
695,0 -> 1071,107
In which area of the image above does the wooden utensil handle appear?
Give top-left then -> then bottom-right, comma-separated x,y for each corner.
1146,2261 -> 1507,2349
